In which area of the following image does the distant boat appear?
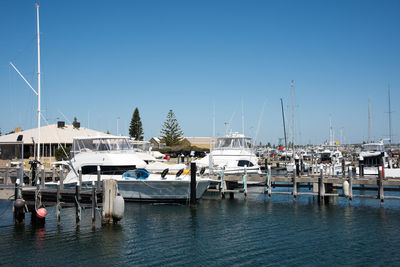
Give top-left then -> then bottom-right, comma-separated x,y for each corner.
356,140 -> 400,178
195,132 -> 261,174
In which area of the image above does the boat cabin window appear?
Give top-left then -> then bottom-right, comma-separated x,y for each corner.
319,152 -> 332,163
81,165 -> 136,175
237,160 -> 254,167
362,144 -> 384,152
215,138 -> 249,149
72,137 -> 133,156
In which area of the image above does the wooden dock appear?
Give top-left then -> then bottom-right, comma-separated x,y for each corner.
205,167 -> 400,202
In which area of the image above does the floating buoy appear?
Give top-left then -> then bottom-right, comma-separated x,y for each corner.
36,207 -> 47,219
112,194 -> 125,222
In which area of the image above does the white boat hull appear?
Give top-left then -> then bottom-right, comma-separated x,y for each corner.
118,179 -> 211,202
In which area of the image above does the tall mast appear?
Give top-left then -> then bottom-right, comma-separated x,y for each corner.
280,98 -> 287,149
368,98 -> 372,143
388,85 -> 392,145
36,3 -> 41,162
291,80 -> 294,150
329,116 -> 333,146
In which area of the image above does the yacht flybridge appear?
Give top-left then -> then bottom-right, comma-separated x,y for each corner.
57,136 -> 211,202
195,132 -> 261,174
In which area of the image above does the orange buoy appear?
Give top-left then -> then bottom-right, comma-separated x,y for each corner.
36,208 -> 47,219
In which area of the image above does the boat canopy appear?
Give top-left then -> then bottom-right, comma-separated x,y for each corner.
215,133 -> 252,150
361,142 -> 384,152
71,137 -> 133,156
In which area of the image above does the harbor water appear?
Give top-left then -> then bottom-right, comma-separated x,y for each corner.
1,192 -> 400,266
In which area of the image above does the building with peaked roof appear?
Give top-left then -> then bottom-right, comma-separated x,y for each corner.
0,122 -> 112,158
182,137 -> 216,149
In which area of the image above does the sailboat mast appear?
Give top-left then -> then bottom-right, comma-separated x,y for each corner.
36,3 -> 41,161
291,80 -> 294,150
388,85 -> 392,145
280,98 -> 287,149
368,99 -> 372,143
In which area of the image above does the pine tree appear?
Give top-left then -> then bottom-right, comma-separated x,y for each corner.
160,109 -> 183,146
129,107 -> 144,140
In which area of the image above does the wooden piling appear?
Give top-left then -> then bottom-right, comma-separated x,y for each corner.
292,172 -> 297,199
348,166 -> 353,200
243,166 -> 248,199
300,159 -> 304,176
59,166 -> 64,190
220,170 -> 225,199
342,159 -> 345,177
190,162 -> 196,206
56,183 -> 61,226
378,167 -> 384,202
41,165 -> 45,189
97,166 -> 101,191
75,184 -> 81,225
91,186 -> 96,227
52,166 -> 56,182
267,166 -> 272,197
78,168 -> 82,191
102,179 -> 117,224
4,163 -> 9,185
318,168 -> 325,203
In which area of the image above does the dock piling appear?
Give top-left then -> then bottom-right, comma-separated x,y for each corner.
56,183 -> 61,226
75,184 -> 81,225
243,166 -> 248,199
318,167 -> 325,203
349,166 -> 353,201
190,162 -> 196,206
267,165 -> 272,197
91,186 -> 97,228
220,170 -> 225,199
52,166 -> 55,182
59,166 -> 64,190
41,165 -> 45,189
102,179 -> 118,224
97,166 -> 101,191
4,163 -> 9,185
78,168 -> 82,191
378,167 -> 384,202
292,172 -> 297,199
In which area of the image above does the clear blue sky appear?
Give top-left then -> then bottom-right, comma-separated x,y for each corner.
0,0 -> 399,145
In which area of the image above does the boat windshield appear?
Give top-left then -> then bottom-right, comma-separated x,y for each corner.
131,141 -> 151,151
215,137 -> 250,149
362,143 -> 384,152
72,137 -> 133,156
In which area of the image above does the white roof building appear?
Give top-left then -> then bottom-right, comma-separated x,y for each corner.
0,123 -> 112,158
0,124 -> 111,144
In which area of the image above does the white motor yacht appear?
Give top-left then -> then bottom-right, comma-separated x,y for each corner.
56,136 -> 211,202
356,141 -> 400,177
194,132 -> 261,174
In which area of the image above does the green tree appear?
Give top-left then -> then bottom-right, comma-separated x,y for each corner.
160,109 -> 183,146
54,146 -> 71,161
72,117 -> 79,128
129,107 -> 144,140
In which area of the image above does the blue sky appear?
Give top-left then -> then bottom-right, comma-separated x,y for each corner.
0,0 -> 399,145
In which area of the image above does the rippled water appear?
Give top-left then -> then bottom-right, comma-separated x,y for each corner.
1,191 -> 400,266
